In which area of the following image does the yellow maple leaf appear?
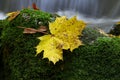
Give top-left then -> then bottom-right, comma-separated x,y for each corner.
7,11 -> 20,21
36,16 -> 86,64
49,16 -> 85,51
36,35 -> 63,64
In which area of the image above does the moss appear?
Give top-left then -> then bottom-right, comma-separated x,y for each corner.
1,9 -> 120,80
0,20 -> 3,47
0,20 -> 9,80
62,37 -> 120,80
0,20 -> 3,79
1,9 -> 60,80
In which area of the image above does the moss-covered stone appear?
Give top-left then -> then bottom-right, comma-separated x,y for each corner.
81,27 -> 106,44
1,9 -> 60,80
0,20 -> 3,80
1,9 -> 120,80
109,22 -> 120,36
0,20 -> 9,80
63,37 -> 120,80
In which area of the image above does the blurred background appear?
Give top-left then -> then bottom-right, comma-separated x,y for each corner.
0,0 -> 120,31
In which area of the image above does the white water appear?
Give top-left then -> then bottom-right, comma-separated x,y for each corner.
1,0 -> 120,18
57,10 -> 120,32
0,12 -> 7,20
57,10 -> 120,23
0,10 -> 120,32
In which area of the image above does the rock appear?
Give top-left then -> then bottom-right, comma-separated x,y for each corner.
0,8 -> 120,80
109,22 -> 120,36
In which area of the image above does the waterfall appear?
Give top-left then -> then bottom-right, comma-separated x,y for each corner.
1,0 -> 120,18
1,0 -> 120,32
0,12 -> 6,20
0,0 -> 120,18
110,0 -> 120,18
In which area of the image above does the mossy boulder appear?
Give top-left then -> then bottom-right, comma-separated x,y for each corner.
0,20 -> 3,79
0,20 -> 9,79
1,9 -> 120,80
81,27 -> 106,44
70,37 -> 120,80
1,9 -> 59,80
0,20 -> 2,47
109,22 -> 120,36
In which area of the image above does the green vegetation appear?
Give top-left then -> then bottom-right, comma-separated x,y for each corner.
0,9 -> 120,80
69,37 -> 120,80
0,20 -> 3,79
1,9 -> 57,80
0,20 -> 9,79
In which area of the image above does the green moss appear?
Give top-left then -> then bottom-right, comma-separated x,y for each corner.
1,9 -> 60,80
62,37 -> 120,80
0,20 -> 9,80
1,9 -> 120,80
0,20 -> 3,79
0,20 -> 3,47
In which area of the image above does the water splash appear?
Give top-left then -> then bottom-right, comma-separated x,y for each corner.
57,10 -> 120,32
57,10 -> 120,23
0,12 -> 7,20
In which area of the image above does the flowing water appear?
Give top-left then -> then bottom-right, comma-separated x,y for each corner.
0,12 -> 6,20
0,0 -> 120,32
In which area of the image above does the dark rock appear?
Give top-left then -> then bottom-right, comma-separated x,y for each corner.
109,22 -> 120,36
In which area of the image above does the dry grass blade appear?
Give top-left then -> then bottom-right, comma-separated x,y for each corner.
23,28 -> 38,34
